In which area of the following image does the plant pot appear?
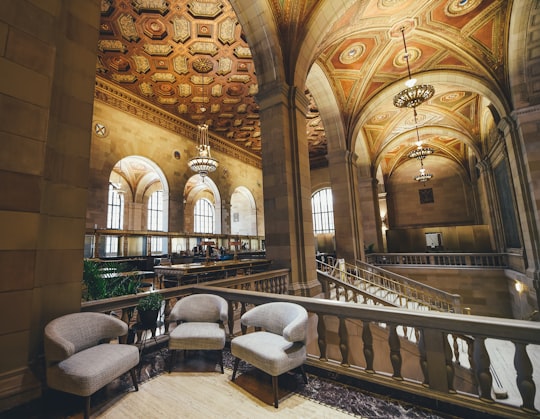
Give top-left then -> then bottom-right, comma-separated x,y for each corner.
139,309 -> 159,329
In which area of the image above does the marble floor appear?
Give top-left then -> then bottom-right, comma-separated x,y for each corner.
1,344 -> 502,419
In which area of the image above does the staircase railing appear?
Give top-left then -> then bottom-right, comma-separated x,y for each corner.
366,252 -> 507,268
316,256 -> 462,313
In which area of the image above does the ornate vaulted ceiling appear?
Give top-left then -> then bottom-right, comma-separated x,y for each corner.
96,0 -> 510,179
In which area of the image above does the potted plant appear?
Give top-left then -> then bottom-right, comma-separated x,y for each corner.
136,293 -> 164,329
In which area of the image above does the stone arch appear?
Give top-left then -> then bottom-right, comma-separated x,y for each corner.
184,174 -> 222,234
230,186 -> 257,236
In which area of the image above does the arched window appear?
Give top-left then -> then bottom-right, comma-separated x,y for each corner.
148,190 -> 164,254
106,184 -> 124,255
194,198 -> 215,234
311,188 -> 334,234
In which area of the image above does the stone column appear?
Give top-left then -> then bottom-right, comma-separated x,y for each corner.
0,0 -> 101,407
476,159 -> 504,251
358,176 -> 383,254
327,149 -> 365,262
257,82 -> 320,296
504,109 -> 540,309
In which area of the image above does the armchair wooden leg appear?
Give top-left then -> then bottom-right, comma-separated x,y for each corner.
84,396 -> 91,419
130,368 -> 139,391
272,375 -> 279,408
300,365 -> 308,384
219,350 -> 224,374
232,357 -> 240,380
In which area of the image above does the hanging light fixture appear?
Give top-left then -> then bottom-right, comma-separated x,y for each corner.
407,108 -> 433,160
187,77 -> 218,179
393,27 -> 434,109
414,159 -> 433,184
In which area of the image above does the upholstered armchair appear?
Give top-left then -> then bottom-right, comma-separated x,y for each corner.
168,293 -> 228,373
44,312 -> 140,419
231,302 -> 309,408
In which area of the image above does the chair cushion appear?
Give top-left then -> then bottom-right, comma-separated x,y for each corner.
169,322 -> 226,350
231,331 -> 306,377
46,343 -> 139,397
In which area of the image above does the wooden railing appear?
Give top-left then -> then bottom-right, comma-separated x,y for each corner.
366,252 -> 508,268
81,270 -> 540,418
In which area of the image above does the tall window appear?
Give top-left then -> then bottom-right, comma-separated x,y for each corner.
312,188 -> 334,234
106,184 -> 124,255
148,190 -> 164,254
194,198 -> 214,234
148,190 -> 163,231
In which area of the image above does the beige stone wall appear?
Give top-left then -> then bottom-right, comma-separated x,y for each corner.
0,0 -> 101,410
89,101 -> 264,236
387,156 -> 477,228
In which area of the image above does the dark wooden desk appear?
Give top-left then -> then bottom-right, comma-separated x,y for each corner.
154,259 -> 271,287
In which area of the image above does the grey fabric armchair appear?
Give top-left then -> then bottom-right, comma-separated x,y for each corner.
231,302 -> 308,408
168,293 -> 228,373
44,312 -> 139,419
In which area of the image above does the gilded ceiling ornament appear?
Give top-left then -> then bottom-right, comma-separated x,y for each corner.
118,14 -> 139,41
440,91 -> 466,103
193,57 -> 214,73
157,96 -> 178,105
189,41 -> 219,56
142,18 -> 167,39
190,75 -> 213,85
233,46 -> 252,59
139,82 -> 154,96
237,104 -> 247,113
211,84 -> 223,96
187,0 -> 224,18
100,0 -> 113,15
379,0 -> 407,8
339,42 -> 365,64
151,72 -> 176,82
178,84 -> 192,97
111,73 -> 137,83
132,0 -> 169,15
143,44 -> 173,56
132,55 -> 150,73
98,40 -> 127,53
216,57 -> 233,75
228,75 -> 251,84
109,56 -> 130,71
173,56 -> 189,75
178,104 -> 188,114
218,17 -> 237,45
171,16 -> 191,43
445,0 -> 482,16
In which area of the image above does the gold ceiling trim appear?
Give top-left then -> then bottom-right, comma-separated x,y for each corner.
94,77 -> 262,169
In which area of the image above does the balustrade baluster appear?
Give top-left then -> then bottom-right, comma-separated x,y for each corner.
240,302 -> 247,335
418,330 -> 429,387
513,341 -> 538,413
362,321 -> 374,373
444,333 -> 456,393
339,317 -> 350,366
452,335 -> 460,365
227,300 -> 234,336
473,336 -> 494,402
317,314 -> 327,361
389,324 -> 403,380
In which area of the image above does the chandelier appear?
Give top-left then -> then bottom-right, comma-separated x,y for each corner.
414,159 -> 433,184
407,108 -> 433,160
187,123 -> 218,179
187,78 -> 218,179
393,27 -> 434,108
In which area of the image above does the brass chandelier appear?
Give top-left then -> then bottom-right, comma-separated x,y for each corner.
414,159 -> 433,184
407,108 -> 434,160
393,27 -> 435,108
187,77 -> 218,180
